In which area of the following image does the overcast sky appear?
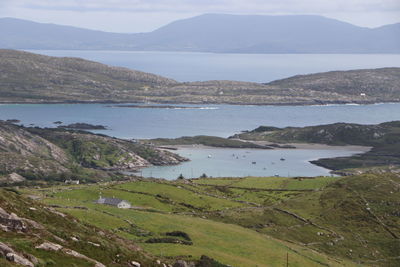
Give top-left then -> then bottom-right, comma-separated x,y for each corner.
0,0 -> 399,33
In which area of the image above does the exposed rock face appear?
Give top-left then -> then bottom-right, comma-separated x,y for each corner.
173,260 -> 195,267
35,242 -> 62,251
0,172 -> 26,184
36,241 -> 106,267
0,242 -> 35,267
0,207 -> 27,232
0,122 -> 70,178
6,172 -> 25,182
0,122 -> 188,182
30,128 -> 188,171
6,253 -> 35,267
0,121 -> 68,163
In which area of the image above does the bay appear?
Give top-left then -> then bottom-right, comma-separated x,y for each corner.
1,103 -> 400,139
0,103 -> 398,178
139,147 -> 363,179
28,50 -> 400,83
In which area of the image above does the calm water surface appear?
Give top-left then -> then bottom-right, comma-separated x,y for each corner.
0,103 -> 398,178
0,103 -> 399,139
140,147 -> 362,179
28,50 -> 400,82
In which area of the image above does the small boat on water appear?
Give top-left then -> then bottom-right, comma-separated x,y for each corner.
208,155 -> 212,158
252,161 -> 256,164
280,158 -> 286,161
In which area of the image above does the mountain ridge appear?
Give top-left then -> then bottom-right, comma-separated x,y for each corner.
1,14 -> 399,53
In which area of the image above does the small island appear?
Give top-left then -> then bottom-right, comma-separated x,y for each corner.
109,104 -> 200,109
57,123 -> 108,130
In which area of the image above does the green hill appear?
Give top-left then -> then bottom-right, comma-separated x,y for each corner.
17,173 -> 400,266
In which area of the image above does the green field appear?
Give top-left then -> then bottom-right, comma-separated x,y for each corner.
25,176 -> 388,266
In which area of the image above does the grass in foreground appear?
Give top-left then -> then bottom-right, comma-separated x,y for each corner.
25,176 -> 365,266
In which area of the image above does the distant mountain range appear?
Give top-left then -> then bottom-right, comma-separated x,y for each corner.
0,14 -> 399,53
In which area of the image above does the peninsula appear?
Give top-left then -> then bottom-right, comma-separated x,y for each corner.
1,50 -> 399,105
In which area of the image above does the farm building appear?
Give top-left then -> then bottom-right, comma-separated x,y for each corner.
96,197 -> 131,209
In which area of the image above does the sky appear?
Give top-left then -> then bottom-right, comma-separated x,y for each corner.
0,0 -> 399,33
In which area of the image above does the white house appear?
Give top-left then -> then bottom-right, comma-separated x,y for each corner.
96,197 -> 131,209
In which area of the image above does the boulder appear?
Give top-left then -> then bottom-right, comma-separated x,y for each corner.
173,260 -> 195,267
6,253 -> 34,267
130,261 -> 141,267
0,207 -> 27,232
35,242 -> 63,251
6,173 -> 26,183
0,242 -> 35,267
0,242 -> 14,256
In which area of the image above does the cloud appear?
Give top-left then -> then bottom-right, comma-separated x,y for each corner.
6,0 -> 400,13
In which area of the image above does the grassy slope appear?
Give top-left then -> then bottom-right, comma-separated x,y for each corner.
28,177 -> 365,266
203,174 -> 400,266
0,189 -> 158,266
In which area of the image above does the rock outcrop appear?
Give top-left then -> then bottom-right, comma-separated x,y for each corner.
36,241 -> 106,267
0,122 -> 188,182
0,207 -> 28,232
0,242 -> 35,267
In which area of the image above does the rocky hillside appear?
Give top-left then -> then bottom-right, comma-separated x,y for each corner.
235,121 -> 400,174
0,188 -> 225,266
268,68 -> 400,98
0,49 -> 177,103
0,188 -> 160,266
0,122 -> 187,184
0,50 -> 399,105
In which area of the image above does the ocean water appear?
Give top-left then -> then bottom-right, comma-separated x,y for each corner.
0,103 -> 398,178
0,103 -> 399,139
139,147 -> 362,179
27,50 -> 400,83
